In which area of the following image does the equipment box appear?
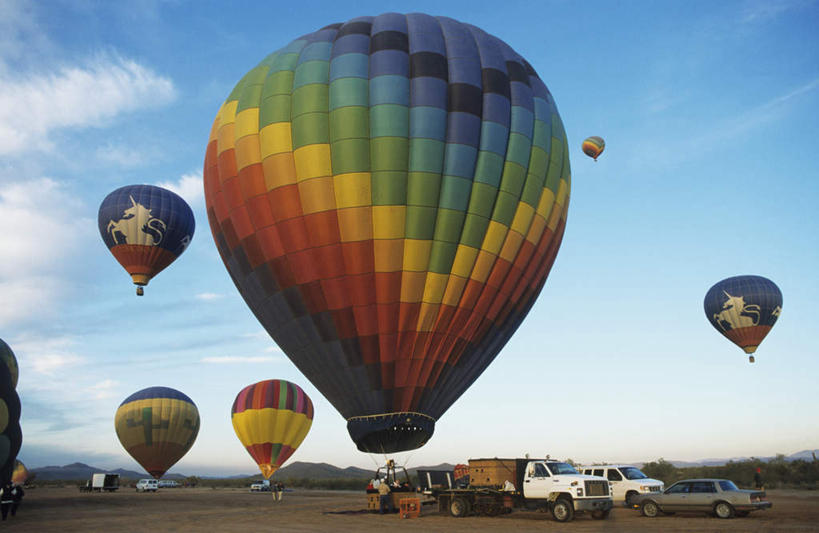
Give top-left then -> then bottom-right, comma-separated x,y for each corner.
468,458 -> 518,488
400,497 -> 421,519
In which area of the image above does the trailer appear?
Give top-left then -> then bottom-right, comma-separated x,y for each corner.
422,458 -> 613,522
80,473 -> 120,492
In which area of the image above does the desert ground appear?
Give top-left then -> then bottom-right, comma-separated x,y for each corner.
2,486 -> 817,532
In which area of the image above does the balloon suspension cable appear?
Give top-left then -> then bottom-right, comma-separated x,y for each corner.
366,453 -> 382,469
402,450 -> 417,470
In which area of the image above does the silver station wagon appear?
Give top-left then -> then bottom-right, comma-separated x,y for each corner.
632,478 -> 772,519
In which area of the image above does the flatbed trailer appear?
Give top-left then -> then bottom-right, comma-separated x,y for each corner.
421,458 -> 613,522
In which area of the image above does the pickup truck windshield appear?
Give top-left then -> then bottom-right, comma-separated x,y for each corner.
546,463 -> 579,475
620,467 -> 647,480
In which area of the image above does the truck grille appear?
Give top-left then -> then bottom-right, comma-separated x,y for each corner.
648,486 -> 662,493
584,480 -> 608,497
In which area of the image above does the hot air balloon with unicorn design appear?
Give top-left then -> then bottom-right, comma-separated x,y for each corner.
98,184 -> 195,296
704,275 -> 782,363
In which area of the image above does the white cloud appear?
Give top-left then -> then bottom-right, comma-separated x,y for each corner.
0,0 -> 47,74
629,78 -> 819,170
200,356 -> 279,364
0,178 -> 94,326
0,53 -> 176,155
157,171 -> 204,208
740,0 -> 813,24
11,335 -> 85,375
95,142 -> 151,167
196,292 -> 225,301
89,379 -> 120,399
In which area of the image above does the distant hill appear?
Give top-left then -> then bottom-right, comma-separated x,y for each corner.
29,451 -> 817,481
644,449 -> 819,468
268,461 -> 372,480
31,462 -> 182,481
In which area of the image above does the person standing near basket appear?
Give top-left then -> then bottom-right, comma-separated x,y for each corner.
378,479 -> 392,514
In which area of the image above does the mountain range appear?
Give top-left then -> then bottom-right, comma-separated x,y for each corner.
30,450 -> 817,481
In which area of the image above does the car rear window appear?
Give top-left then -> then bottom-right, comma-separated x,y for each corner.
718,480 -> 739,491
690,481 -> 716,493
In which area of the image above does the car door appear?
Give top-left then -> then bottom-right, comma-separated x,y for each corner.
523,462 -> 552,499
687,481 -> 717,511
661,482 -> 691,511
606,468 -> 625,501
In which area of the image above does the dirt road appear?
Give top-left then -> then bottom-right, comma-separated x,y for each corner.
2,487 -> 816,532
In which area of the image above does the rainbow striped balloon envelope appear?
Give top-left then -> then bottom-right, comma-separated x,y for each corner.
114,387 -> 200,479
204,13 -> 571,453
231,380 -> 314,478
581,136 -> 605,160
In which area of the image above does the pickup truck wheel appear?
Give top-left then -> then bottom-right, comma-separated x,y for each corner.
642,500 -> 659,518
714,501 -> 735,519
449,496 -> 471,518
551,498 -> 574,522
625,491 -> 639,506
591,509 -> 611,520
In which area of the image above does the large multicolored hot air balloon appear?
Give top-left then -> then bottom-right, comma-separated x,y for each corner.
231,380 -> 313,478
0,339 -> 19,389
581,136 -> 605,161
114,387 -> 200,478
98,184 -> 195,296
704,275 -> 782,363
0,361 -> 22,486
204,14 -> 570,453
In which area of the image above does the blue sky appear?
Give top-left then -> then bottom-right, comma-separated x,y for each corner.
1,0 -> 817,476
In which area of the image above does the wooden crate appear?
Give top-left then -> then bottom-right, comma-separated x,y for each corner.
468,458 -> 518,488
400,497 -> 421,519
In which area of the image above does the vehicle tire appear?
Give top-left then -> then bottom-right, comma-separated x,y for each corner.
642,500 -> 660,518
625,491 -> 639,506
736,511 -> 749,517
551,498 -> 574,522
714,501 -> 735,519
591,509 -> 611,520
449,496 -> 471,518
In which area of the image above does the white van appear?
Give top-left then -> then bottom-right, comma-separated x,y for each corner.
136,479 -> 159,492
578,465 -> 663,505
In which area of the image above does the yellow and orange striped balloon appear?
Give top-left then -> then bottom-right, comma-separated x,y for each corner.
582,136 -> 605,160
114,387 -> 200,479
231,380 -> 313,478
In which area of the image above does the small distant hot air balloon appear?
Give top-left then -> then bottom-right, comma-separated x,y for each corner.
0,339 -> 19,389
231,380 -> 313,478
98,185 -> 195,296
115,387 -> 200,479
582,136 -> 605,161
704,275 -> 782,363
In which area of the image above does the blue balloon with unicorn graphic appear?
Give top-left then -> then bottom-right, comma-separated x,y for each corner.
98,184 -> 195,295
704,275 -> 782,363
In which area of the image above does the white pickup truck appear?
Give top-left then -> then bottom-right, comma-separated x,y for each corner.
579,464 -> 664,505
426,457 -> 613,522
250,480 -> 271,492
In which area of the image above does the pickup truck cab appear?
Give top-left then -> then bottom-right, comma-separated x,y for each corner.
579,465 -> 664,505
520,460 -> 613,521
